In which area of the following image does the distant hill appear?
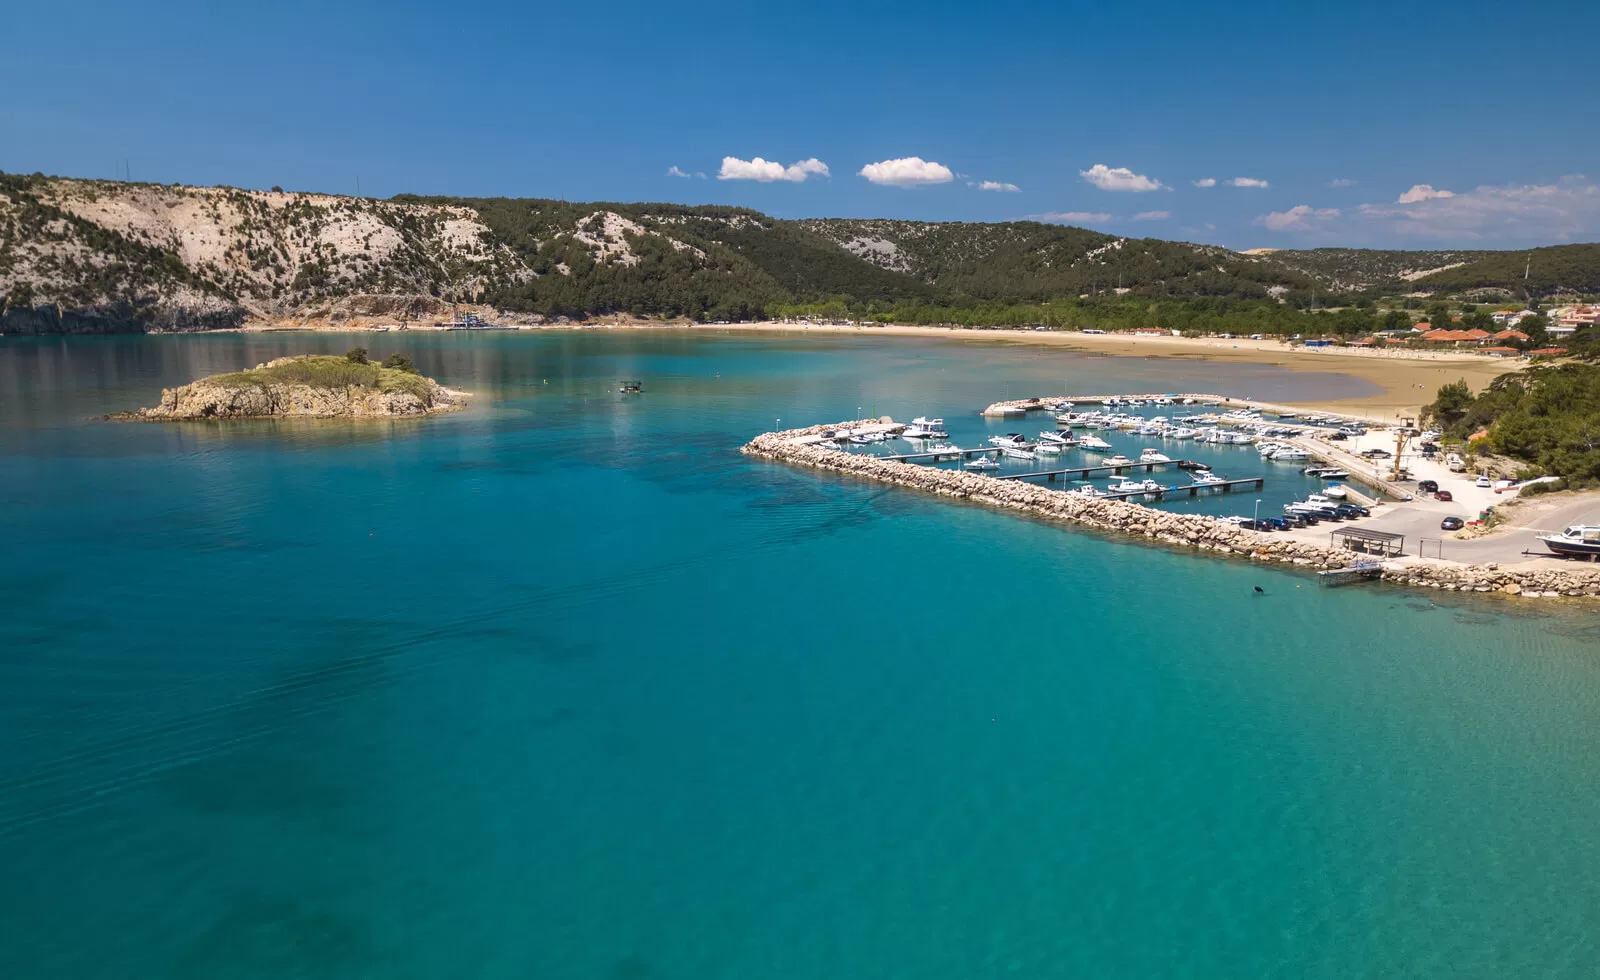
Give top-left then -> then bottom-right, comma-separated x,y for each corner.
1251,247 -> 1497,292
1410,244 -> 1600,297
2,172 -> 1597,333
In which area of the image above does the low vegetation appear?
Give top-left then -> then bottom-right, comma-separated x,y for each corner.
207,354 -> 431,400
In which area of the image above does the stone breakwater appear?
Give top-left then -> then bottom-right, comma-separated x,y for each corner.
744,421 -> 1357,571
743,421 -> 1600,601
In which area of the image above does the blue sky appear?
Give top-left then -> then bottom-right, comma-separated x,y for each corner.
5,0 -> 1598,248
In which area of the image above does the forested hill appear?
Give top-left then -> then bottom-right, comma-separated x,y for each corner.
2,172 -> 1597,334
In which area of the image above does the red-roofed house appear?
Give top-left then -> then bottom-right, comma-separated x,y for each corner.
1479,346 -> 1521,357
1529,347 -> 1569,357
1421,328 -> 1492,344
1491,329 -> 1530,344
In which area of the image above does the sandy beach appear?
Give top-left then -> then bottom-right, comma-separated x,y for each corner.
706,322 -> 1519,420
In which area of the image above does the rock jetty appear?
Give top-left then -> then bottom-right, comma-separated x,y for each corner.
124,355 -> 467,420
743,420 -> 1600,601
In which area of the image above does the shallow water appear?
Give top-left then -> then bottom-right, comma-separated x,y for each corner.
3,331 -> 1599,979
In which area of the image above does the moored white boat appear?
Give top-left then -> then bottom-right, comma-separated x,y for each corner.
1079,435 -> 1113,450
964,457 -> 1000,471
1138,449 -> 1172,463
1002,446 -> 1036,460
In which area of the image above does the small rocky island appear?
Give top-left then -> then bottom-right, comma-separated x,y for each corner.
123,350 -> 467,420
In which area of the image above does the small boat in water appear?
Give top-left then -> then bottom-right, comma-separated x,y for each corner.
1079,435 -> 1113,450
1035,442 -> 1063,456
1002,447 -> 1036,460
927,443 -> 962,460
988,433 -> 1030,447
964,457 -> 1001,471
1038,430 -> 1073,445
1192,470 -> 1226,486
619,380 -> 644,393
1102,454 -> 1134,467
1322,484 -> 1348,499
1139,449 -> 1172,463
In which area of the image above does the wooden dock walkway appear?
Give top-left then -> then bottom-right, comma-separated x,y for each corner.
993,460 -> 1183,481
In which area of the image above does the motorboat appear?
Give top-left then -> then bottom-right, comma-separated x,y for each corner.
927,443 -> 962,460
1303,466 -> 1349,479
1268,447 -> 1310,460
1176,459 -> 1211,471
1070,483 -> 1107,498
1002,447 -> 1036,460
988,433 -> 1029,447
1192,471 -> 1226,486
1321,484 -> 1348,499
1079,435 -> 1113,451
1108,478 -> 1166,495
963,457 -> 1001,471
1038,430 -> 1073,445
1102,454 -> 1134,467
1538,525 -> 1600,557
1035,442 -> 1063,456
1139,449 -> 1172,463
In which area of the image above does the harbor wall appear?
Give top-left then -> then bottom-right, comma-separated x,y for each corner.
743,421 -> 1600,601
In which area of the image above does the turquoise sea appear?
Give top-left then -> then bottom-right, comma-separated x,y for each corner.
4,330 -> 1600,979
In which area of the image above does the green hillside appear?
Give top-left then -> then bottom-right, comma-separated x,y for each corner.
1412,244 -> 1600,297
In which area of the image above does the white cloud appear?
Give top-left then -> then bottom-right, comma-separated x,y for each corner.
1228,177 -> 1270,188
1080,164 -> 1167,192
858,157 -> 955,187
1329,178 -> 1356,188
1133,210 -> 1170,221
972,180 -> 1021,192
1360,176 -> 1600,241
717,156 -> 830,182
666,166 -> 704,179
1396,183 -> 1455,203
1192,178 -> 1217,188
1257,205 -> 1341,232
1029,211 -> 1112,224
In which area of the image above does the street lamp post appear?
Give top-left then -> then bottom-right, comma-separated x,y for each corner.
1254,498 -> 1262,526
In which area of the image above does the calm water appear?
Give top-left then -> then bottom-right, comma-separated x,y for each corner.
3,331 -> 1600,979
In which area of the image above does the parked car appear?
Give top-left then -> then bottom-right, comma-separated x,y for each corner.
1435,489 -> 1454,502
1361,449 -> 1393,459
1327,431 -> 1347,441
1417,479 -> 1439,493
1334,503 -> 1370,518
1475,474 -> 1493,488
1440,516 -> 1465,531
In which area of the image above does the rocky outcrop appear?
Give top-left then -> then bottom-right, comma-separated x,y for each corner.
124,357 -> 466,420
744,420 -> 1600,601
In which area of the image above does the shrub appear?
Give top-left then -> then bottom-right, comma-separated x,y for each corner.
383,353 -> 417,374
346,347 -> 369,364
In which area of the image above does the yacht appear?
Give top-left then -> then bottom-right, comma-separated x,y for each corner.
963,457 -> 1001,472
1139,449 -> 1173,463
1321,484 -> 1348,499
1102,454 -> 1134,467
1002,446 -> 1036,460
927,443 -> 962,460
1538,525 -> 1600,557
988,433 -> 1030,447
1168,427 -> 1197,440
1192,470 -> 1226,486
1037,430 -> 1073,445
1269,448 -> 1310,460
1034,442 -> 1063,456
1303,466 -> 1349,478
1108,478 -> 1166,495
1079,435 -> 1113,451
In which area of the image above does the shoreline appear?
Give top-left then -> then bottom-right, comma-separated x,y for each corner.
226,317 -> 1519,421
